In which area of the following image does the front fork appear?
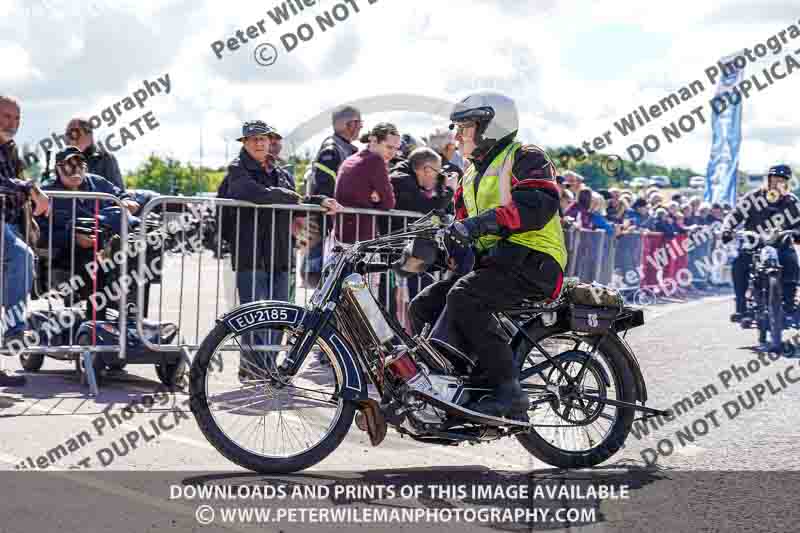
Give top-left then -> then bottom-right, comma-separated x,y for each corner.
280,304 -> 336,376
756,266 -> 782,320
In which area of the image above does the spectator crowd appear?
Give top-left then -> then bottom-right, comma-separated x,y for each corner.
559,169 -> 729,235
0,93 -> 730,386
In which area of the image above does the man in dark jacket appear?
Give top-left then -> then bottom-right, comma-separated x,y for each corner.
624,198 -> 650,228
38,146 -> 139,322
390,147 -> 454,215
217,121 -> 339,379
302,106 -> 361,287
390,147 -> 454,301
0,95 -> 49,386
66,118 -> 125,191
308,106 -> 361,197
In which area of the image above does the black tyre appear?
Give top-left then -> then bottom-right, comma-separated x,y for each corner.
156,358 -> 187,389
189,321 -> 356,474
769,275 -> 784,347
21,317 -> 47,372
514,324 -> 637,469
19,353 -> 44,372
19,350 -> 45,372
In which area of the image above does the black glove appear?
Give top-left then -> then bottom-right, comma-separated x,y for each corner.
446,219 -> 479,247
721,230 -> 733,244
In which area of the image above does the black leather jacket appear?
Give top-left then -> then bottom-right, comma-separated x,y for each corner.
218,149 -> 326,272
722,188 -> 800,247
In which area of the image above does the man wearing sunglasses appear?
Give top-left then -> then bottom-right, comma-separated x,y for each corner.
410,91 -> 567,421
0,95 -> 49,385
38,146 -> 140,323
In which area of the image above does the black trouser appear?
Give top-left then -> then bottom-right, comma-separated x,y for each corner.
410,243 -> 563,387
60,249 -> 109,322
733,245 -> 799,314
407,273 -> 435,303
409,276 -> 456,336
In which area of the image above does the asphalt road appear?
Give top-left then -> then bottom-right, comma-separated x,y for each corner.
1,252 -> 799,531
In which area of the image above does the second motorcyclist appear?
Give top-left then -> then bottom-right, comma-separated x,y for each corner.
722,164 -> 800,327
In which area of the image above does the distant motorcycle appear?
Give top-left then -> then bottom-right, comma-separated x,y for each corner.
189,212 -> 670,474
731,229 -> 799,350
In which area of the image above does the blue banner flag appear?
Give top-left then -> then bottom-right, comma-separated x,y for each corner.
705,52 -> 745,206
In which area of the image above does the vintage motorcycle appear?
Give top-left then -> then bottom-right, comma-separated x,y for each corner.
731,228 -> 800,349
189,213 -> 669,473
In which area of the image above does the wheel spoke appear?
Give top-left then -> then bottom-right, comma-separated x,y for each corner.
520,332 -> 625,454
203,329 -> 345,461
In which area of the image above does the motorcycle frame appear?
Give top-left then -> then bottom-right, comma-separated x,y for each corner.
219,217 -> 668,420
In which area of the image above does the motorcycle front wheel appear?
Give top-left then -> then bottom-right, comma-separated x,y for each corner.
189,321 -> 356,474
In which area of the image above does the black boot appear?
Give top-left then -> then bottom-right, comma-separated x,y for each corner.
466,379 -> 528,421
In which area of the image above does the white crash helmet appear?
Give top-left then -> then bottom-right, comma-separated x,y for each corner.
449,91 -> 519,159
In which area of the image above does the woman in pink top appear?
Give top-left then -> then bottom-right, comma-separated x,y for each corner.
334,122 -> 400,243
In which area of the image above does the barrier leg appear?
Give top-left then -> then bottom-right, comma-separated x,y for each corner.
82,351 -> 99,397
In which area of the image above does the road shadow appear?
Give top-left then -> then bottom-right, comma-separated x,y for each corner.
0,367 -> 189,418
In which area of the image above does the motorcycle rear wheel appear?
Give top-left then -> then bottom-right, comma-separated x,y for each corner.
514,325 -> 636,469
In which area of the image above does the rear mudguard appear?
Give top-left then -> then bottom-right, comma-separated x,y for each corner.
220,301 -> 368,401
510,313 -> 648,404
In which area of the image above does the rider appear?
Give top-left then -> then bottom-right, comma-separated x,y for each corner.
721,164 -> 800,325
410,91 -> 567,420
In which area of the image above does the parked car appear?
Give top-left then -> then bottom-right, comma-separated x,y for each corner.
689,176 -> 706,189
630,177 -> 650,189
649,175 -> 671,188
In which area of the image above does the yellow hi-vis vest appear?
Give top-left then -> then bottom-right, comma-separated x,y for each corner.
461,142 -> 568,270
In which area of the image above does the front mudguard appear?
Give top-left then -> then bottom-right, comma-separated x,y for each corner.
220,301 -> 368,401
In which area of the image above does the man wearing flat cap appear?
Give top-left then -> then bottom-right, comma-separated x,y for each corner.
217,120 -> 341,381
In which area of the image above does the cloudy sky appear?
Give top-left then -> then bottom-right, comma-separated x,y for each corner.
3,0 -> 800,176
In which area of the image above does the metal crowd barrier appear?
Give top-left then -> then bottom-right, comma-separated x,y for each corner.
134,197 -> 425,353
0,191 -> 130,396
563,225 -> 728,304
